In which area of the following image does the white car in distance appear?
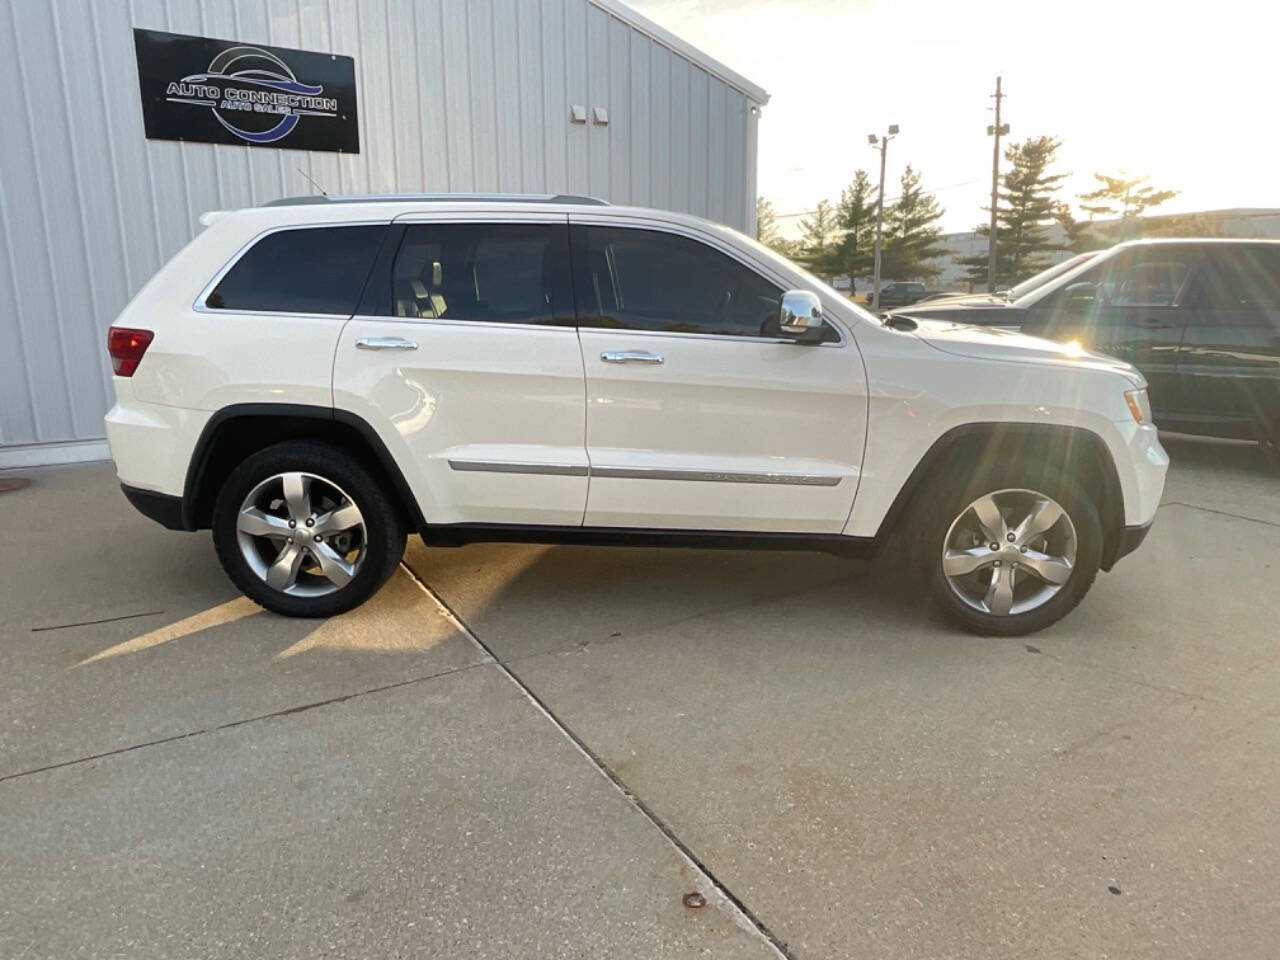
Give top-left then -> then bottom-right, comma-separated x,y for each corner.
105,194 -> 1167,635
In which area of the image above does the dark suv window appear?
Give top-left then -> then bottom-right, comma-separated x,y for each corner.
205,225 -> 384,315
572,225 -> 788,338
1193,246 -> 1280,311
1040,247 -> 1196,311
388,222 -> 573,325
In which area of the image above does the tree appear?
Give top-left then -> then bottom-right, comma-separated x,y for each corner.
960,136 -> 1069,287
797,199 -> 839,277
754,196 -> 799,257
830,170 -> 877,288
1054,201 -> 1090,253
880,165 -> 947,282
756,196 -> 780,245
1078,173 -> 1178,237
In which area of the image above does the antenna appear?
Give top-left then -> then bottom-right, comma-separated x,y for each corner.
296,167 -> 329,197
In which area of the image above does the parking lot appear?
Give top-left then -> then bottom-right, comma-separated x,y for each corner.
2,435 -> 1278,959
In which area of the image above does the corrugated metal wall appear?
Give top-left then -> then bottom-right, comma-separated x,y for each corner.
0,0 -> 761,453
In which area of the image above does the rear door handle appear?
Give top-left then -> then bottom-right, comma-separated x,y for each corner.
356,336 -> 419,351
1137,317 -> 1171,329
601,350 -> 663,364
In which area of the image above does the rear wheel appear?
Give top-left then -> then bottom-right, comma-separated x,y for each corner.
916,461 -> 1102,635
212,442 -> 405,617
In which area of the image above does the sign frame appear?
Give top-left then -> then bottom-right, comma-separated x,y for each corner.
133,28 -> 360,154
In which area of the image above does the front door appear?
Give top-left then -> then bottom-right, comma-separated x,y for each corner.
334,217 -> 589,526
569,221 -> 867,533
1174,245 -> 1280,439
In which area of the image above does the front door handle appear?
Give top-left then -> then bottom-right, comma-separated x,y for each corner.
1137,317 -> 1171,329
601,350 -> 664,364
356,336 -> 419,351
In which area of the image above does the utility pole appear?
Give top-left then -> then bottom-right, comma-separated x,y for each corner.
868,123 -> 898,312
986,76 -> 1008,293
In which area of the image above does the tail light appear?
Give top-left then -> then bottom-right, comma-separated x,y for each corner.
107,327 -> 154,377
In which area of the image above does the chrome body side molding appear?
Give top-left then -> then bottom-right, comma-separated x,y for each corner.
448,460 -> 843,486
447,460 -> 589,477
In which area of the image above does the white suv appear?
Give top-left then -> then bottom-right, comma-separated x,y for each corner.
104,194 -> 1167,635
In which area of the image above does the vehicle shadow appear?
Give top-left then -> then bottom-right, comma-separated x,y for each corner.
1158,431 -> 1278,479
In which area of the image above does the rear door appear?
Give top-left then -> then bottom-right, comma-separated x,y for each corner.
333,215 -> 588,526
1174,245 -> 1280,439
569,219 -> 866,533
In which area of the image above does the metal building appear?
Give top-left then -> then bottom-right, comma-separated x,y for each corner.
0,0 -> 768,467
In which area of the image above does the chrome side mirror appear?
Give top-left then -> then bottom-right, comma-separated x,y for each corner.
778,290 -> 826,343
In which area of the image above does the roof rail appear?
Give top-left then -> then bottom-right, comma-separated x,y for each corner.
262,193 -> 610,207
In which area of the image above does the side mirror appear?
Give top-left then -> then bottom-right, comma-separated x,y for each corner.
778,290 -> 827,343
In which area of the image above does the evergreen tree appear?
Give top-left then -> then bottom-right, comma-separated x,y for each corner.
1054,201 -> 1090,253
756,196 -> 780,245
1078,173 -> 1177,239
754,196 -> 800,257
880,165 -> 947,282
960,136 -> 1068,287
831,171 -> 877,288
797,199 -> 839,277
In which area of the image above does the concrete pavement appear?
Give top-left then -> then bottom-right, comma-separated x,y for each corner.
2,436 -> 1277,957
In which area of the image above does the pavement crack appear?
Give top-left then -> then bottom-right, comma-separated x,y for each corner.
30,610 -> 166,632
398,562 -> 797,960
0,661 -> 488,785
1160,500 -> 1280,529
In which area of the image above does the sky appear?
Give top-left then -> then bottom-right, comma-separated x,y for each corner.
629,0 -> 1280,237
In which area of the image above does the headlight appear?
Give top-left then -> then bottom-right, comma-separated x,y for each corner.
1124,388 -> 1152,424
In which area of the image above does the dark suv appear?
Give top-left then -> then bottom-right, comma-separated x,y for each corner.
892,239 -> 1280,445
874,281 -> 929,309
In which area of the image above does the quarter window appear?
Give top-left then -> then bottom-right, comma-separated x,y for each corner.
388,223 -> 574,325
205,225 -> 384,315
572,225 -> 794,338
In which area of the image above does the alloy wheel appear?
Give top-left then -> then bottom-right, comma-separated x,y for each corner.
235,471 -> 367,597
941,488 -> 1077,617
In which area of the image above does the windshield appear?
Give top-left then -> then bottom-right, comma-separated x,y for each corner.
1005,252 -> 1099,300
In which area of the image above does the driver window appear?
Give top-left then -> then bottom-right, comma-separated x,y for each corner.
571,225 -> 796,338
1044,249 -> 1194,312
1107,258 -> 1191,307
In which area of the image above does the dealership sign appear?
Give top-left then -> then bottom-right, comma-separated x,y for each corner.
133,29 -> 359,153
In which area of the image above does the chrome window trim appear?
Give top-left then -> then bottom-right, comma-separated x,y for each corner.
448,459 -> 844,486
582,326 -> 822,347
362,315 -> 579,333
192,219 -> 391,316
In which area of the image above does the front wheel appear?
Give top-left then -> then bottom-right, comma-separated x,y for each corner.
918,463 -> 1102,636
212,442 -> 406,618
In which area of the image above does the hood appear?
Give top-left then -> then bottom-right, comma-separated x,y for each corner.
910,318 -> 1147,386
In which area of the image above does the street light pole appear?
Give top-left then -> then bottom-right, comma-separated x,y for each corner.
869,124 -> 898,313
986,76 -> 1008,293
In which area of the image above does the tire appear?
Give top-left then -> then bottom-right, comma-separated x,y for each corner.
212,441 -> 406,618
912,458 -> 1102,636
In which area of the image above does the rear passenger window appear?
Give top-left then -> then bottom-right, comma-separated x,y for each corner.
1194,247 -> 1280,311
388,223 -> 574,325
205,225 -> 384,315
572,225 -> 796,339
